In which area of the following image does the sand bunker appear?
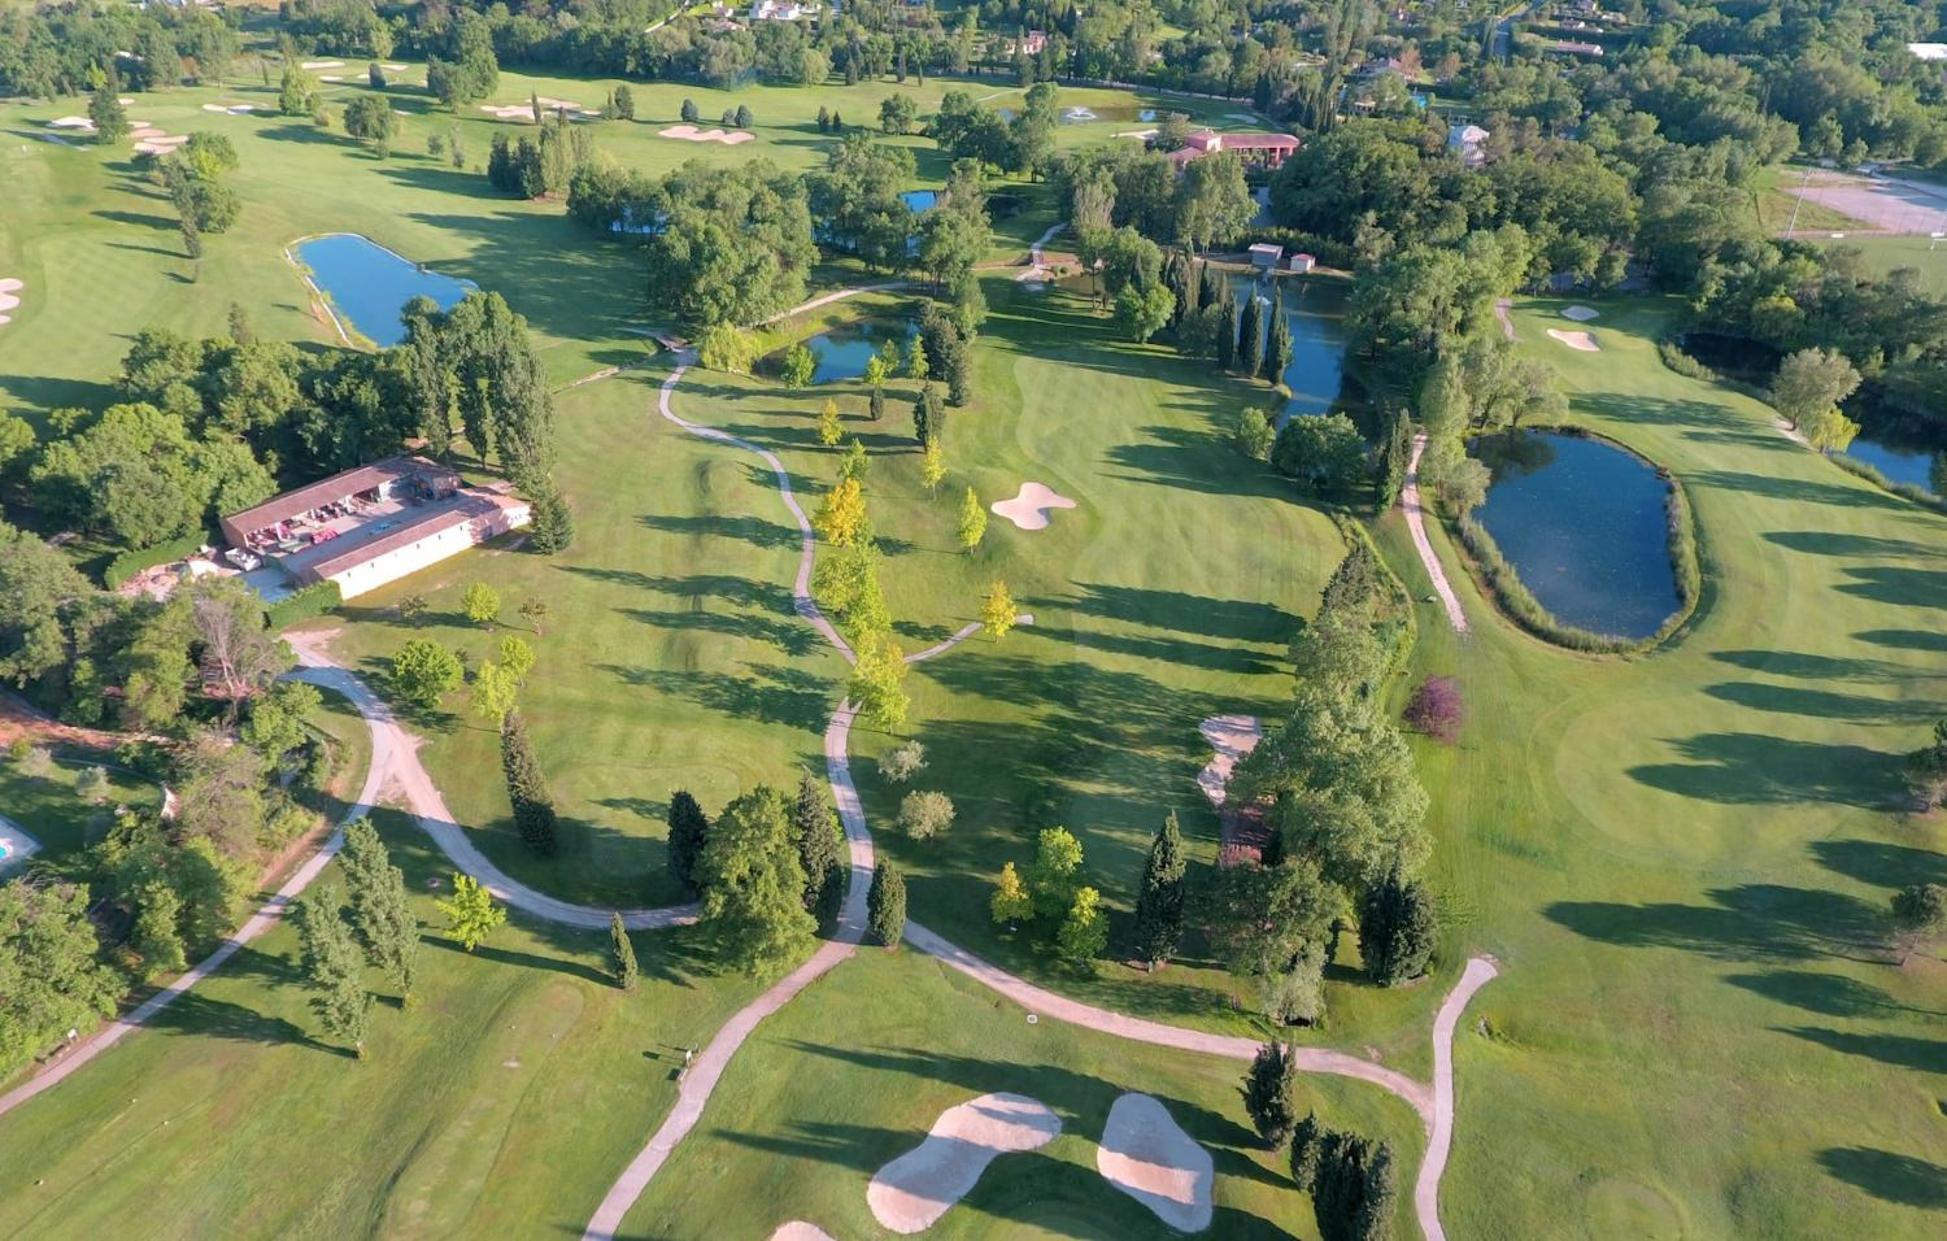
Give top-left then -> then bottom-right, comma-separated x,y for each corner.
1197,714 -> 1261,807
1097,1093 -> 1214,1233
1560,305 -> 1599,322
300,59 -> 344,70
117,97 -> 133,106
868,1093 -> 1061,1234
480,97 -> 602,121
990,482 -> 1076,531
768,1225 -> 837,1241
200,103 -> 258,115
1546,328 -> 1600,352
659,124 -> 756,145
0,277 -> 22,327
47,116 -> 95,131
134,133 -> 191,156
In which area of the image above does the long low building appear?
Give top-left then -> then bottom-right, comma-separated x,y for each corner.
222,455 -> 530,600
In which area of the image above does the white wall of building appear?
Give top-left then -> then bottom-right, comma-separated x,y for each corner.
323,506 -> 529,600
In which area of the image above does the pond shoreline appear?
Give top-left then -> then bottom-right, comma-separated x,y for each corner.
1445,425 -> 1702,656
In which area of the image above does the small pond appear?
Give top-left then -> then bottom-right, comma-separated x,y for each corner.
1843,435 -> 1944,495
1469,431 -> 1683,640
900,189 -> 938,213
295,233 -> 476,347
802,319 -> 916,384
1231,274 -> 1349,420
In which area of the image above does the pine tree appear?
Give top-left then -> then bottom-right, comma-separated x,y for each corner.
341,820 -> 419,1006
681,98 -> 699,123
1359,868 -> 1437,985
668,789 -> 711,893
867,861 -> 907,947
525,471 -> 576,553
1214,276 -> 1238,371
1239,291 -> 1264,377
1373,408 -> 1412,514
869,383 -> 885,421
500,709 -> 559,856
792,769 -> 843,917
1264,287 -> 1293,384
295,883 -> 370,1056
1132,811 -> 1186,969
912,383 -> 934,446
1243,1042 -> 1299,1147
1289,1111 -> 1325,1191
610,911 -> 639,990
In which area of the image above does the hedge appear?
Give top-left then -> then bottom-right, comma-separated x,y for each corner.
102,533 -> 210,590
265,581 -> 343,630
1830,453 -> 1947,515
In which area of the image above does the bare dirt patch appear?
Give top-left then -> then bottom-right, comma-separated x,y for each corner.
1097,1092 -> 1214,1232
1788,171 -> 1947,234
867,1092 -> 1061,1234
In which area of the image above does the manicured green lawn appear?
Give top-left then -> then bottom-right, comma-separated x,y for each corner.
1800,232 -> 1947,296
1374,296 -> 1947,1237
624,945 -> 1426,1240
0,759 -> 157,868
0,809 -> 765,1240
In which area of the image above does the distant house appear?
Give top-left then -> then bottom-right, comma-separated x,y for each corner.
1547,39 -> 1604,57
1249,243 -> 1283,270
1001,30 -> 1049,57
221,456 -> 530,601
1167,129 -> 1301,172
1288,252 -> 1316,274
1447,122 -> 1490,168
748,0 -> 818,20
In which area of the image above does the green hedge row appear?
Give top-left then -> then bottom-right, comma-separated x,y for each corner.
265,581 -> 342,630
102,533 -> 210,589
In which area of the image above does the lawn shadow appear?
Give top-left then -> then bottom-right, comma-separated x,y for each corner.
1780,1026 -> 1947,1074
146,989 -> 348,1058
1855,628 -> 1947,653
1817,1146 -> 1947,1210
1625,732 -> 1900,807
1700,680 -> 1938,724
1543,883 -> 1884,963
1810,839 -> 1947,889
422,930 -> 614,987
1723,970 -> 1920,1018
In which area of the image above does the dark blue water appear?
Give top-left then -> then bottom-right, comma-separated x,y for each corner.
296,233 -> 476,346
1229,275 -> 1348,420
1471,431 -> 1682,639
1842,437 -> 1942,495
804,320 -> 916,384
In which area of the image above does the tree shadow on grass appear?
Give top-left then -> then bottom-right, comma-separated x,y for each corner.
1763,530 -> 1945,560
598,661 -> 833,733
1809,839 -> 1947,889
1709,650 -> 1909,681
1781,1026 -> 1947,1075
635,512 -> 802,550
1701,680 -> 1939,724
1105,427 -> 1298,502
618,604 -> 822,658
1818,1146 -> 1947,1210
1687,470 -> 1905,512
1723,970 -> 1923,1018
1855,628 -> 1947,653
422,931 -> 614,987
1543,883 -> 1883,963
1054,582 -> 1301,645
1835,565 -> 1947,610
147,990 -> 348,1057
1625,732 -> 1899,807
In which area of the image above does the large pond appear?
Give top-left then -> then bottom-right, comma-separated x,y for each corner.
802,319 -> 916,384
1232,274 -> 1349,420
295,233 -> 476,347
1470,431 -> 1683,640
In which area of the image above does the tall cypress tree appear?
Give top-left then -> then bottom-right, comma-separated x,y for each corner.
1373,408 -> 1412,514
668,789 -> 711,894
1214,274 -> 1238,371
500,709 -> 558,856
610,910 -> 639,990
1243,1041 -> 1299,1147
867,860 -> 907,947
1264,286 -> 1293,384
341,820 -> 419,1006
792,769 -> 844,918
295,883 -> 370,1056
1132,811 -> 1186,969
1238,291 -> 1264,377
1360,867 -> 1437,985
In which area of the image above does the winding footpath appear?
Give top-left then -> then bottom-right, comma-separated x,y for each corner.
1404,434 -> 1470,636
0,287 -> 1498,1241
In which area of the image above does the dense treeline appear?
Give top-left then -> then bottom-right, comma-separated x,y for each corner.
0,1 -> 240,97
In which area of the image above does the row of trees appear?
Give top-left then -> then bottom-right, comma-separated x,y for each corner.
1244,1044 -> 1400,1240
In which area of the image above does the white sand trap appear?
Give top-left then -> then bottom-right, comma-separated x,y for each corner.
200,103 -> 258,115
1560,304 -> 1599,322
768,1225 -> 837,1241
659,124 -> 756,145
480,96 -> 602,121
47,116 -> 96,130
0,278 -> 21,321
868,1093 -> 1061,1234
116,97 -> 133,106
301,59 -> 344,70
134,135 -> 190,156
130,127 -> 164,140
319,75 -> 344,82
1097,1093 -> 1214,1233
381,63 -> 408,72
990,481 -> 1076,531
1546,328 -> 1600,352
1197,714 -> 1261,807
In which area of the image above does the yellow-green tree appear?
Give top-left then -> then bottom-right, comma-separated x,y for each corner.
956,486 -> 987,552
920,438 -> 946,491
814,476 -> 868,547
435,873 -> 506,952
461,581 -> 501,627
470,660 -> 520,724
817,398 -> 844,447
1057,886 -> 1109,962
497,633 -> 536,683
990,861 -> 1033,923
847,631 -> 909,729
980,580 -> 1016,640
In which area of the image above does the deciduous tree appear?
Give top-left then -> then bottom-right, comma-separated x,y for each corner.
980,580 -> 1017,639
699,786 -> 815,974
435,872 -> 506,952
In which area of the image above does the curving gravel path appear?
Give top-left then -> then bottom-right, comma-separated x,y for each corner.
1404,434 -> 1470,636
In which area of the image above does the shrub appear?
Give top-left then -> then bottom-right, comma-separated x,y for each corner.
898,790 -> 954,840
1403,676 -> 1464,743
103,532 -> 208,589
698,323 -> 755,373
74,766 -> 110,804
1234,408 -> 1275,462
264,581 -> 342,629
879,739 -> 926,783
17,746 -> 56,780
